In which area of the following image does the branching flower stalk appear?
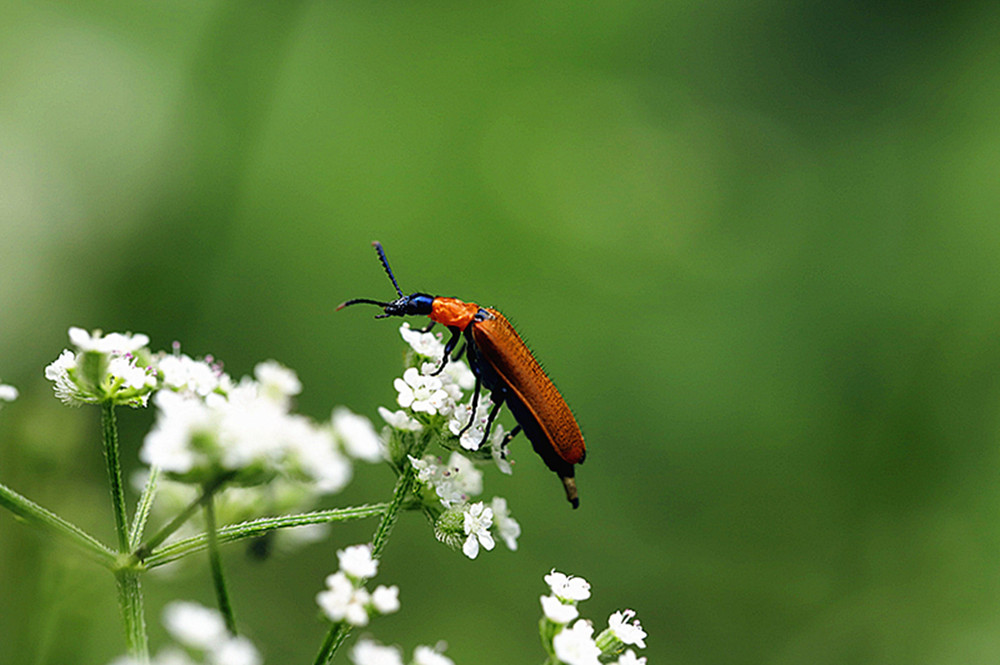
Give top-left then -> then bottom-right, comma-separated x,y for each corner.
1,325 -> 576,664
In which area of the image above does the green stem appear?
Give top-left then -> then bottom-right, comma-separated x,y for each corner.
101,402 -> 130,552
144,503 -> 389,568
315,433 -> 429,665
0,481 -> 116,567
204,494 -> 237,634
115,570 -> 148,661
134,472 -> 233,560
129,467 -> 159,550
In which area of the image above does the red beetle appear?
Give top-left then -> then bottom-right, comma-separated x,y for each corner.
338,242 -> 586,507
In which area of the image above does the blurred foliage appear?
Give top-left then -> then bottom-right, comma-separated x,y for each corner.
3,1 -> 1000,664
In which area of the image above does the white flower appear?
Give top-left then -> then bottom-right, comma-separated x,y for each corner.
607,609 -> 647,648
317,572 -> 371,626
0,383 -> 18,403
162,601 -> 228,650
44,349 -> 90,406
254,360 -> 301,404
394,367 -> 449,415
545,569 -> 592,602
490,497 -> 520,551
108,355 -> 157,393
140,391 -> 215,474
338,544 -> 378,579
399,322 -> 445,359
69,327 -> 149,354
157,353 -> 225,396
615,649 -> 647,665
409,453 -> 481,508
444,452 -> 482,497
462,501 -> 495,559
351,639 -> 404,665
371,584 -> 400,614
378,406 -> 423,431
447,399 -> 493,451
540,594 -> 579,624
285,419 -> 352,493
552,620 -> 602,665
332,407 -> 384,462
412,645 -> 455,665
212,636 -> 262,665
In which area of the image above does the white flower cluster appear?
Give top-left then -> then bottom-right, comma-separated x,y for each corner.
316,544 -> 400,627
108,601 -> 260,665
0,380 -> 17,409
350,639 -> 455,665
407,453 -> 521,558
381,324 -> 508,465
45,327 -> 157,407
141,358 -> 381,489
540,570 -> 647,665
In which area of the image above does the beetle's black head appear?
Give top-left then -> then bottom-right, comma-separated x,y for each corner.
337,292 -> 435,318
337,241 -> 436,318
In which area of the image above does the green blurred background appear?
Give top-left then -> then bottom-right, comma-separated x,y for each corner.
3,1 -> 1000,663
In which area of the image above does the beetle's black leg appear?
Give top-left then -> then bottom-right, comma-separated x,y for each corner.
496,424 -> 521,460
431,326 -> 462,376
420,321 -> 435,333
478,393 -> 506,448
458,374 -> 482,437
502,424 -> 522,445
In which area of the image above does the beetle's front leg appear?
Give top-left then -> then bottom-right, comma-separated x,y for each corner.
430,326 -> 462,376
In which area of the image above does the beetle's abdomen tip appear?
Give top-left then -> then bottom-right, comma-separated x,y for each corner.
562,476 -> 579,508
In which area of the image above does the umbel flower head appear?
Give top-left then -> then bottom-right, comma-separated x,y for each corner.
45,327 -> 156,407
538,570 -> 648,665
140,358 -> 379,489
317,543 -> 400,628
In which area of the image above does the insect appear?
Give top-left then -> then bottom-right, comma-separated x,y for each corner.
338,241 -> 586,508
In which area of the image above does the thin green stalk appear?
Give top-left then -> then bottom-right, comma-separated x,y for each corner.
115,570 -> 148,662
315,433 -> 429,665
144,503 -> 389,568
134,472 -> 233,560
129,467 -> 159,550
204,494 -> 237,634
101,402 -> 130,551
0,481 -> 116,567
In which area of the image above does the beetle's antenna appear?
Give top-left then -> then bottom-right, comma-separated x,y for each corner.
336,298 -> 391,311
372,241 -> 404,298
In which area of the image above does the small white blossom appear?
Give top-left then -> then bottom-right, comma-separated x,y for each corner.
462,501 -> 495,559
254,360 -> 301,404
444,452 -> 482,497
409,453 -> 482,507
447,399 -> 493,451
69,327 -> 149,354
0,382 -> 18,403
371,584 -> 400,614
332,407 -> 384,462
490,497 -> 520,551
108,355 -> 157,394
212,635 -> 262,665
378,406 -> 423,431
552,620 -> 602,665
394,367 -> 448,415
162,601 -> 228,651
607,609 -> 647,648
545,569 -> 592,602
399,322 -> 445,359
317,571 -> 372,626
140,391 -> 215,474
285,420 -> 352,493
157,353 -> 225,396
541,594 -> 579,624
338,544 -> 378,579
615,649 -> 647,665
412,645 -> 455,665
351,639 -> 404,665
44,349 -> 91,406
